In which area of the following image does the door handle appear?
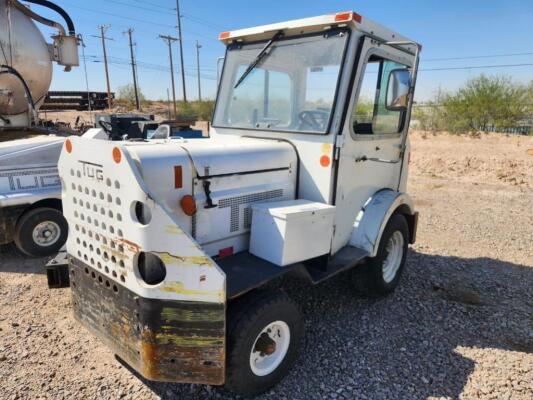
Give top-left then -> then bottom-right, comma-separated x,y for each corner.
355,155 -> 400,164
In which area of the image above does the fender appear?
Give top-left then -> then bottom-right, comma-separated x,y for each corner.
349,189 -> 416,257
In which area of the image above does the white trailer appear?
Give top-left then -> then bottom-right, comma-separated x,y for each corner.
49,11 -> 420,396
0,136 -> 67,256
0,0 -> 80,256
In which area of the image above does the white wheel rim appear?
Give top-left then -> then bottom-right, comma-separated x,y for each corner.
32,221 -> 61,247
382,231 -> 404,283
249,320 -> 290,377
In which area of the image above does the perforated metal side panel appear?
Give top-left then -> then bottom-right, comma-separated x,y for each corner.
59,137 -> 226,303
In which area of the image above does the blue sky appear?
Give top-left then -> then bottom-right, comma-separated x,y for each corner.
32,0 -> 533,101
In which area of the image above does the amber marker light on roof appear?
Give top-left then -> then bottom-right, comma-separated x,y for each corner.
219,31 -> 231,40
334,11 -> 362,23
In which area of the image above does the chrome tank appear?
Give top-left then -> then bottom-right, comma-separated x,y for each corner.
0,0 -> 52,116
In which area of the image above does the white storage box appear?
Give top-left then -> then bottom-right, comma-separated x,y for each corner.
250,199 -> 335,266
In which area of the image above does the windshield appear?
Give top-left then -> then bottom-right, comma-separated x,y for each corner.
213,30 -> 349,134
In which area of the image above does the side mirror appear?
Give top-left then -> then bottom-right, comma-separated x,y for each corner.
386,69 -> 411,111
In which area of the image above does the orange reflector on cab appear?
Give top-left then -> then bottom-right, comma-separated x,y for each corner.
334,11 -> 362,23
65,138 -> 72,153
219,31 -> 230,40
112,147 -> 122,164
320,155 -> 331,167
174,165 -> 183,189
180,195 -> 197,216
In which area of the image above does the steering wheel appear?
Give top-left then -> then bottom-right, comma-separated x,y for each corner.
98,120 -> 113,135
298,110 -> 329,131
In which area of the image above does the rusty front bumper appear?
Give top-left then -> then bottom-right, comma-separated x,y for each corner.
69,257 -> 225,385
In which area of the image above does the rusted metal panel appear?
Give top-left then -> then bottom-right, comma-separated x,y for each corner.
70,257 -> 225,385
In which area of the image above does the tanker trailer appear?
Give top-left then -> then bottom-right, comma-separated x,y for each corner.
0,0 -> 78,129
0,0 -> 79,256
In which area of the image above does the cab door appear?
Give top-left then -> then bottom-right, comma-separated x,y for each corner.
331,37 -> 414,254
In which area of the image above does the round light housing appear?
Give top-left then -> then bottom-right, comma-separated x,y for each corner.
180,195 -> 197,216
137,252 -> 166,285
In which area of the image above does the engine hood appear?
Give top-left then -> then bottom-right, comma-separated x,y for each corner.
178,137 -> 296,177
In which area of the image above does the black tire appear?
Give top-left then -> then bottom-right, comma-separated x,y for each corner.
226,290 -> 304,397
14,207 -> 68,257
351,213 -> 409,297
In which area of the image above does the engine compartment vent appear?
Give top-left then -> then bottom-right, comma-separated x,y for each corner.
219,189 -> 283,232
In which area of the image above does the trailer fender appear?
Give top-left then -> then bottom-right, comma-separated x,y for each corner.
349,190 -> 415,257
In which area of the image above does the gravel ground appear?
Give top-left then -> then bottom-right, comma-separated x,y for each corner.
0,132 -> 532,399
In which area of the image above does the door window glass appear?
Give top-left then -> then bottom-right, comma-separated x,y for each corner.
352,56 -> 408,135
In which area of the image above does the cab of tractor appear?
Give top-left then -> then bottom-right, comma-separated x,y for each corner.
49,10 -> 420,397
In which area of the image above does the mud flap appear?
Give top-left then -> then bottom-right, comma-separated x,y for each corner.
70,257 -> 225,385
46,251 -> 70,288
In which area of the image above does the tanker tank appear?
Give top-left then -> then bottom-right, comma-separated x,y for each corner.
0,0 -> 79,129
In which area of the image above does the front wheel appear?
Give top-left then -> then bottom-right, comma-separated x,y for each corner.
14,207 -> 68,257
351,213 -> 409,297
226,290 -> 304,397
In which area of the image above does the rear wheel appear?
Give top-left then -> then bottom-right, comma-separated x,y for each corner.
14,207 -> 68,257
351,213 -> 409,297
226,290 -> 304,397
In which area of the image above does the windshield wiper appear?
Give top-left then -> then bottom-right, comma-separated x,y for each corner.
233,30 -> 284,89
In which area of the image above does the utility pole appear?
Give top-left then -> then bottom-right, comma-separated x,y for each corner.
166,88 -> 171,119
78,34 -> 91,112
159,34 -> 178,118
96,25 -> 112,109
196,40 -> 202,101
126,28 -> 140,111
175,0 -> 187,102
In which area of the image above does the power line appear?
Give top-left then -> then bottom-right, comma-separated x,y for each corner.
181,13 -> 225,31
91,59 -> 217,80
67,4 -> 174,28
98,0 -> 225,31
64,2 -> 220,42
131,0 -> 174,11
420,63 -> 533,72
96,0 -> 171,15
423,51 -> 533,62
87,54 -> 216,72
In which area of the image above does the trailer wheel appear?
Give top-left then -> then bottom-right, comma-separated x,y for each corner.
226,290 -> 304,396
351,213 -> 409,297
14,207 -> 68,257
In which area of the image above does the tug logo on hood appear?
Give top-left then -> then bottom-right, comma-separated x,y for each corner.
79,160 -> 104,181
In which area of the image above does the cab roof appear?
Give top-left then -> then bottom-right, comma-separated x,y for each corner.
218,11 -> 419,54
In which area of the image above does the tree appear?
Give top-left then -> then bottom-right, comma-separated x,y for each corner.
441,75 -> 529,132
527,81 -> 533,115
116,84 -> 146,107
412,88 -> 447,133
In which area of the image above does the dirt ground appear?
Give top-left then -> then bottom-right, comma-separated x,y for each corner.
0,131 -> 532,399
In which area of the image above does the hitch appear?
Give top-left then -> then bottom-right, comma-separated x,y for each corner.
46,251 -> 70,288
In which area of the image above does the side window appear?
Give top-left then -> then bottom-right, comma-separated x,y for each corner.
228,67 -> 292,128
352,56 -> 408,135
